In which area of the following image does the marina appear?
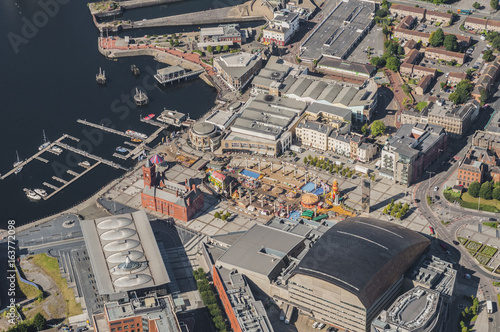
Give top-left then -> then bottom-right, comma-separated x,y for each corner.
43,161 -> 102,200
76,119 -> 149,139
1,134 -> 79,181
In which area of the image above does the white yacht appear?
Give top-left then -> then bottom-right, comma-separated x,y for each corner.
34,188 -> 48,197
38,130 -> 50,151
24,188 -> 41,200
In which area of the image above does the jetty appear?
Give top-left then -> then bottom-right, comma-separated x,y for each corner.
89,0 -> 183,18
76,119 -> 149,139
43,161 -> 102,200
1,134 -> 78,181
55,142 -> 128,170
154,66 -> 205,85
96,3 -> 270,31
134,88 -> 149,106
96,67 -> 106,85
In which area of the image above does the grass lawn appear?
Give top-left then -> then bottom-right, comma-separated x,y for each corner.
31,254 -> 82,317
475,254 -> 491,265
481,245 -> 498,257
484,222 -> 498,229
16,273 -> 41,300
416,101 -> 428,111
465,240 -> 482,252
461,192 -> 500,211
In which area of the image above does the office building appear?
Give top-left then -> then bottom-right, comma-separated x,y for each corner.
380,123 -> 447,186
263,10 -> 300,46
214,52 -> 263,91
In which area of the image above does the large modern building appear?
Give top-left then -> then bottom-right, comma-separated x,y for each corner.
198,24 -> 243,48
427,100 -> 478,138
299,0 -> 375,61
371,287 -> 443,332
288,218 -> 430,332
93,294 -> 181,332
141,160 -> 204,222
401,100 -> 479,138
251,56 -> 294,95
214,52 -> 263,91
221,94 -> 307,156
208,218 -> 430,332
380,123 -> 447,186
80,211 -> 171,300
316,57 -> 376,83
212,267 -> 275,332
280,75 -> 379,122
263,10 -> 300,46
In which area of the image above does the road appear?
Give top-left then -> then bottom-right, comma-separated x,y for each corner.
412,112 -> 500,329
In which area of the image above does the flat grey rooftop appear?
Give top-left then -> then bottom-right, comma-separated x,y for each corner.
217,224 -> 305,278
300,0 -> 374,60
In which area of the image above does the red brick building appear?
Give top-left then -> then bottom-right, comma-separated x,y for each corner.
141,160 -> 204,222
456,158 -> 484,188
93,296 -> 181,332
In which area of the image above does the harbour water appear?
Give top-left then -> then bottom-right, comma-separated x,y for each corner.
0,0 -> 249,228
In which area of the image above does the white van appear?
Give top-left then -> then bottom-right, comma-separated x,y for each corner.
312,322 -> 319,328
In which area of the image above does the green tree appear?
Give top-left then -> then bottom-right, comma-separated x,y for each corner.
214,211 -> 221,219
371,120 -> 387,137
483,49 -> 495,62
492,0 -> 498,10
303,157 -> 308,164
370,56 -> 385,68
223,45 -> 230,52
480,89 -> 489,106
382,0 -> 388,7
493,36 -> 500,50
382,25 -> 391,36
169,39 -> 174,46
361,123 -> 369,135
206,45 -> 213,53
174,38 -> 179,46
429,28 -> 445,47
468,181 -> 481,198
386,56 -> 400,72
221,214 -> 228,221
32,313 -> 46,331
492,187 -> 500,200
479,181 -> 493,200
443,34 -> 458,52
449,79 -> 473,104
473,1 -> 481,8
216,45 -> 222,53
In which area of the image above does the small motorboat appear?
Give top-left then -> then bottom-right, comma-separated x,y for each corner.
78,160 -> 91,168
51,145 -> 63,153
24,188 -> 41,201
116,146 -> 128,153
34,188 -> 48,197
143,113 -> 155,121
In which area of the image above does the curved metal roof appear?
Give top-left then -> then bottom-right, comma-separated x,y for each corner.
103,239 -> 140,252
97,217 -> 133,230
114,274 -> 152,288
293,217 -> 430,309
106,251 -> 144,264
100,228 -> 136,241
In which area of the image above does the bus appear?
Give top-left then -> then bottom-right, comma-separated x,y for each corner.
429,226 -> 435,235
487,300 -> 493,314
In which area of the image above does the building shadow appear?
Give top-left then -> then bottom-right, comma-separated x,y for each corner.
371,192 -> 406,212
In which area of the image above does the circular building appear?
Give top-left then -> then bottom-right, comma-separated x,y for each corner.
189,122 -> 220,151
289,217 -> 430,332
301,193 -> 319,208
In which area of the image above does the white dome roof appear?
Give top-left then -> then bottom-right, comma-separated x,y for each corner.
114,274 -> 152,288
100,228 -> 136,241
103,239 -> 140,252
107,251 -> 144,264
97,217 -> 133,230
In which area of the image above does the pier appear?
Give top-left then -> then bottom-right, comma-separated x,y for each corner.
56,142 -> 129,171
43,161 -> 102,200
96,3 -> 269,31
35,156 -> 49,163
76,119 -> 149,140
1,134 -> 77,181
154,68 -> 205,85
